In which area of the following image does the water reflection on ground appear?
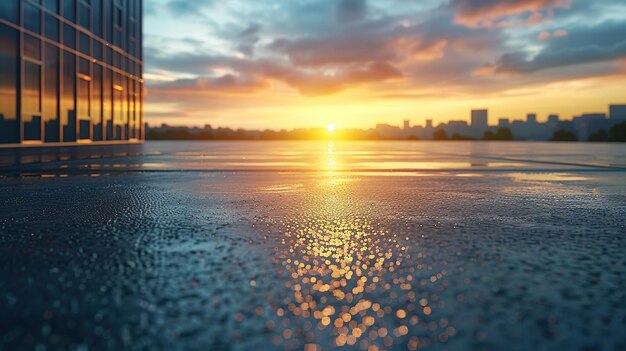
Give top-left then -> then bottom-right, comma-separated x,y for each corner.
0,141 -> 625,350
262,176 -> 448,351
2,140 -> 626,174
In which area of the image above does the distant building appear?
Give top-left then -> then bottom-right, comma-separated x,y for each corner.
403,120 -> 410,130
547,115 -> 560,124
498,118 -> 510,128
571,113 -> 610,141
610,105 -> 626,121
471,110 -> 488,129
425,120 -> 433,129
527,114 -> 537,124
0,0 -> 144,146
375,124 -> 402,138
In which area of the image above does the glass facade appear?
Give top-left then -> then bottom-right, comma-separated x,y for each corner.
0,0 -> 143,146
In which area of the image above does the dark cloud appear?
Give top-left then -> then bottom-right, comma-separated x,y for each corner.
147,48 -> 403,96
336,0 -> 368,23
486,21 -> 626,74
236,24 -> 262,57
269,32 -> 395,67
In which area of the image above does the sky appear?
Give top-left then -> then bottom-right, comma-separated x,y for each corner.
143,0 -> 626,129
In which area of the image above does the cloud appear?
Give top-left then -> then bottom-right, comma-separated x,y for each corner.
151,75 -> 269,94
144,0 -> 626,107
336,0 -> 368,23
166,0 -> 214,17
485,21 -> 626,74
146,46 -> 403,97
269,32 -> 396,67
236,24 -> 262,57
539,29 -> 569,41
452,0 -> 571,28
491,41 -> 626,74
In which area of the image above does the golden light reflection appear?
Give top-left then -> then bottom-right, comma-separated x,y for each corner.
263,176 -> 452,350
326,141 -> 335,170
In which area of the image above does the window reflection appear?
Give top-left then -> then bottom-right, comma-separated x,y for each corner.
93,65 -> 103,141
62,51 -> 76,142
63,23 -> 76,49
45,13 -> 59,42
24,34 -> 41,60
113,75 -> 124,140
44,44 -> 60,142
23,61 -> 43,141
24,2 -> 42,34
0,1 -> 19,24
79,1 -> 91,30
44,0 -> 59,14
0,24 -> 19,144
78,76 -> 92,140
93,0 -> 103,36
63,0 -> 76,22
103,68 -> 113,140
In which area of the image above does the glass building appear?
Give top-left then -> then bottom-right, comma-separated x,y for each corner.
0,0 -> 143,146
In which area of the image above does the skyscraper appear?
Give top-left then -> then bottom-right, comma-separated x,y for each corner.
610,105 -> 626,121
471,110 -> 488,129
0,0 -> 143,146
403,120 -> 410,130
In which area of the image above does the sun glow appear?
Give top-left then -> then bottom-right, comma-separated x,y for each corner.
327,123 -> 335,133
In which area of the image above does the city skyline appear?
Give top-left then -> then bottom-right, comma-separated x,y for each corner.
148,103 -> 626,129
147,103 -> 626,142
144,0 -> 626,129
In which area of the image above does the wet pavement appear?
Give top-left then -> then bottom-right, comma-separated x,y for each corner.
0,141 -> 625,351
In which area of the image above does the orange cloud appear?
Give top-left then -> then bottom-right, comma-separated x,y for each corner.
453,0 -> 571,28
414,39 -> 448,61
538,31 -> 551,41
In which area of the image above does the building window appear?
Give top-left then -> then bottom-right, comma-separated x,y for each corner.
24,34 -> 42,60
92,64 -> 102,141
63,0 -> 76,22
93,39 -> 102,61
45,13 -> 60,42
113,0 -> 124,48
44,44 -> 60,142
0,0 -> 19,25
103,67 -> 112,140
79,0 -> 91,30
113,73 -> 124,140
62,51 -> 76,142
79,31 -> 90,55
24,2 -> 42,34
0,24 -> 19,144
92,0 -> 102,36
23,61 -> 43,141
63,23 -> 76,49
44,0 -> 60,14
78,74 -> 91,140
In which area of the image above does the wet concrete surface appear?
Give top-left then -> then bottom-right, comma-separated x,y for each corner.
0,141 -> 625,351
